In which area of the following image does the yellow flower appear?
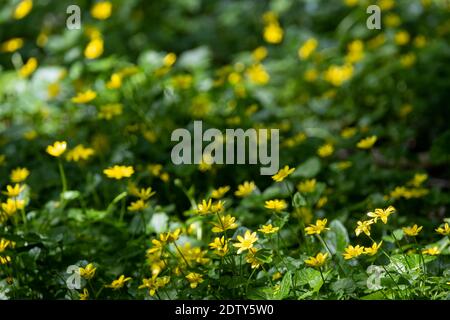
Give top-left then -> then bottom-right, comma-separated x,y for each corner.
19,57 -> 38,78
2,199 -> 24,216
135,187 -> 156,200
103,165 -> 134,179
10,167 -> 30,183
246,64 -> 270,85
436,223 -> 450,236
79,263 -> 96,280
211,186 -> 230,199
252,46 -> 268,61
233,230 -> 258,254
324,64 -> 353,86
163,52 -> 177,67
46,141 -> 67,157
395,30 -> 410,46
79,288 -> 89,300
128,199 -> 148,212
364,241 -> 383,256
409,173 -> 428,188
209,236 -> 229,256
297,179 -> 316,193
336,161 -> 352,170
263,22 -> 283,44
66,145 -> 94,162
384,13 -> 401,27
235,181 -> 256,197
84,37 -> 104,59
298,38 -> 318,60
196,199 -> 212,215
341,127 -> 357,138
357,136 -> 377,149
343,245 -> 364,260
0,256 -> 12,265
402,224 -> 423,237
422,247 -> 440,256
211,214 -> 238,233
138,276 -> 170,296
160,228 -> 181,243
3,184 -> 25,198
13,0 -> 33,20
258,224 -> 279,234
355,220 -> 374,237
272,165 -> 295,182
98,103 -> 123,119
0,238 -> 16,252
317,143 -> 334,158
71,89 -> 97,104
400,53 -> 416,68
305,219 -> 330,236
304,68 -> 318,82
91,1 -> 112,20
345,40 -> 364,63
367,206 -> 395,224
106,73 -> 122,89
379,0 -> 395,10
264,199 -> 287,212
105,275 -> 132,290
1,38 -> 24,52
185,272 -> 204,289
211,200 -> 225,213
246,247 -> 262,269
305,252 -> 328,268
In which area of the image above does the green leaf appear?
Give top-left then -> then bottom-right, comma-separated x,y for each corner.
292,192 -> 307,208
274,271 -> 292,299
61,190 -> 80,201
324,220 -> 349,254
292,157 -> 321,178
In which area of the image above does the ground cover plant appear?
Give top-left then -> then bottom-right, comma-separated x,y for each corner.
0,0 -> 449,300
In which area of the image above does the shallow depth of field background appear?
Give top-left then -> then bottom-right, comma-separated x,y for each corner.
0,0 -> 449,299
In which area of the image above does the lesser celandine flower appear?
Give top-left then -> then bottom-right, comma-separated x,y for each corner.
343,245 -> 364,260
1,38 -> 24,52
246,247 -> 262,269
409,173 -> 428,187
106,73 -> 122,89
355,220 -> 374,237
163,52 -> 177,67
364,241 -> 383,256
91,1 -> 112,20
128,199 -> 148,212
403,224 -> 423,237
196,199 -> 212,215
46,141 -> 67,157
317,143 -> 334,158
211,215 -> 238,233
305,252 -> 328,268
264,199 -> 287,212
367,206 -> 395,224
71,89 -> 97,104
258,224 -> 279,234
66,145 -> 94,162
298,38 -> 318,60
422,247 -> 440,256
209,236 -> 228,256
246,64 -> 270,85
305,219 -> 330,235
233,230 -> 258,254
19,57 -> 38,78
79,263 -> 96,280
357,136 -> 378,149
297,179 -> 316,193
105,275 -> 132,290
79,288 -> 89,300
84,37 -> 104,59
436,223 -> 450,236
2,199 -> 25,216
139,276 -> 170,296
395,30 -> 410,46
103,165 -> 134,179
211,186 -> 230,199
3,184 -> 25,198
234,181 -> 256,197
324,64 -> 353,86
252,46 -> 268,61
134,187 -> 156,200
13,0 -> 33,20
185,272 -> 204,289
10,167 -> 29,183
272,166 -> 295,182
